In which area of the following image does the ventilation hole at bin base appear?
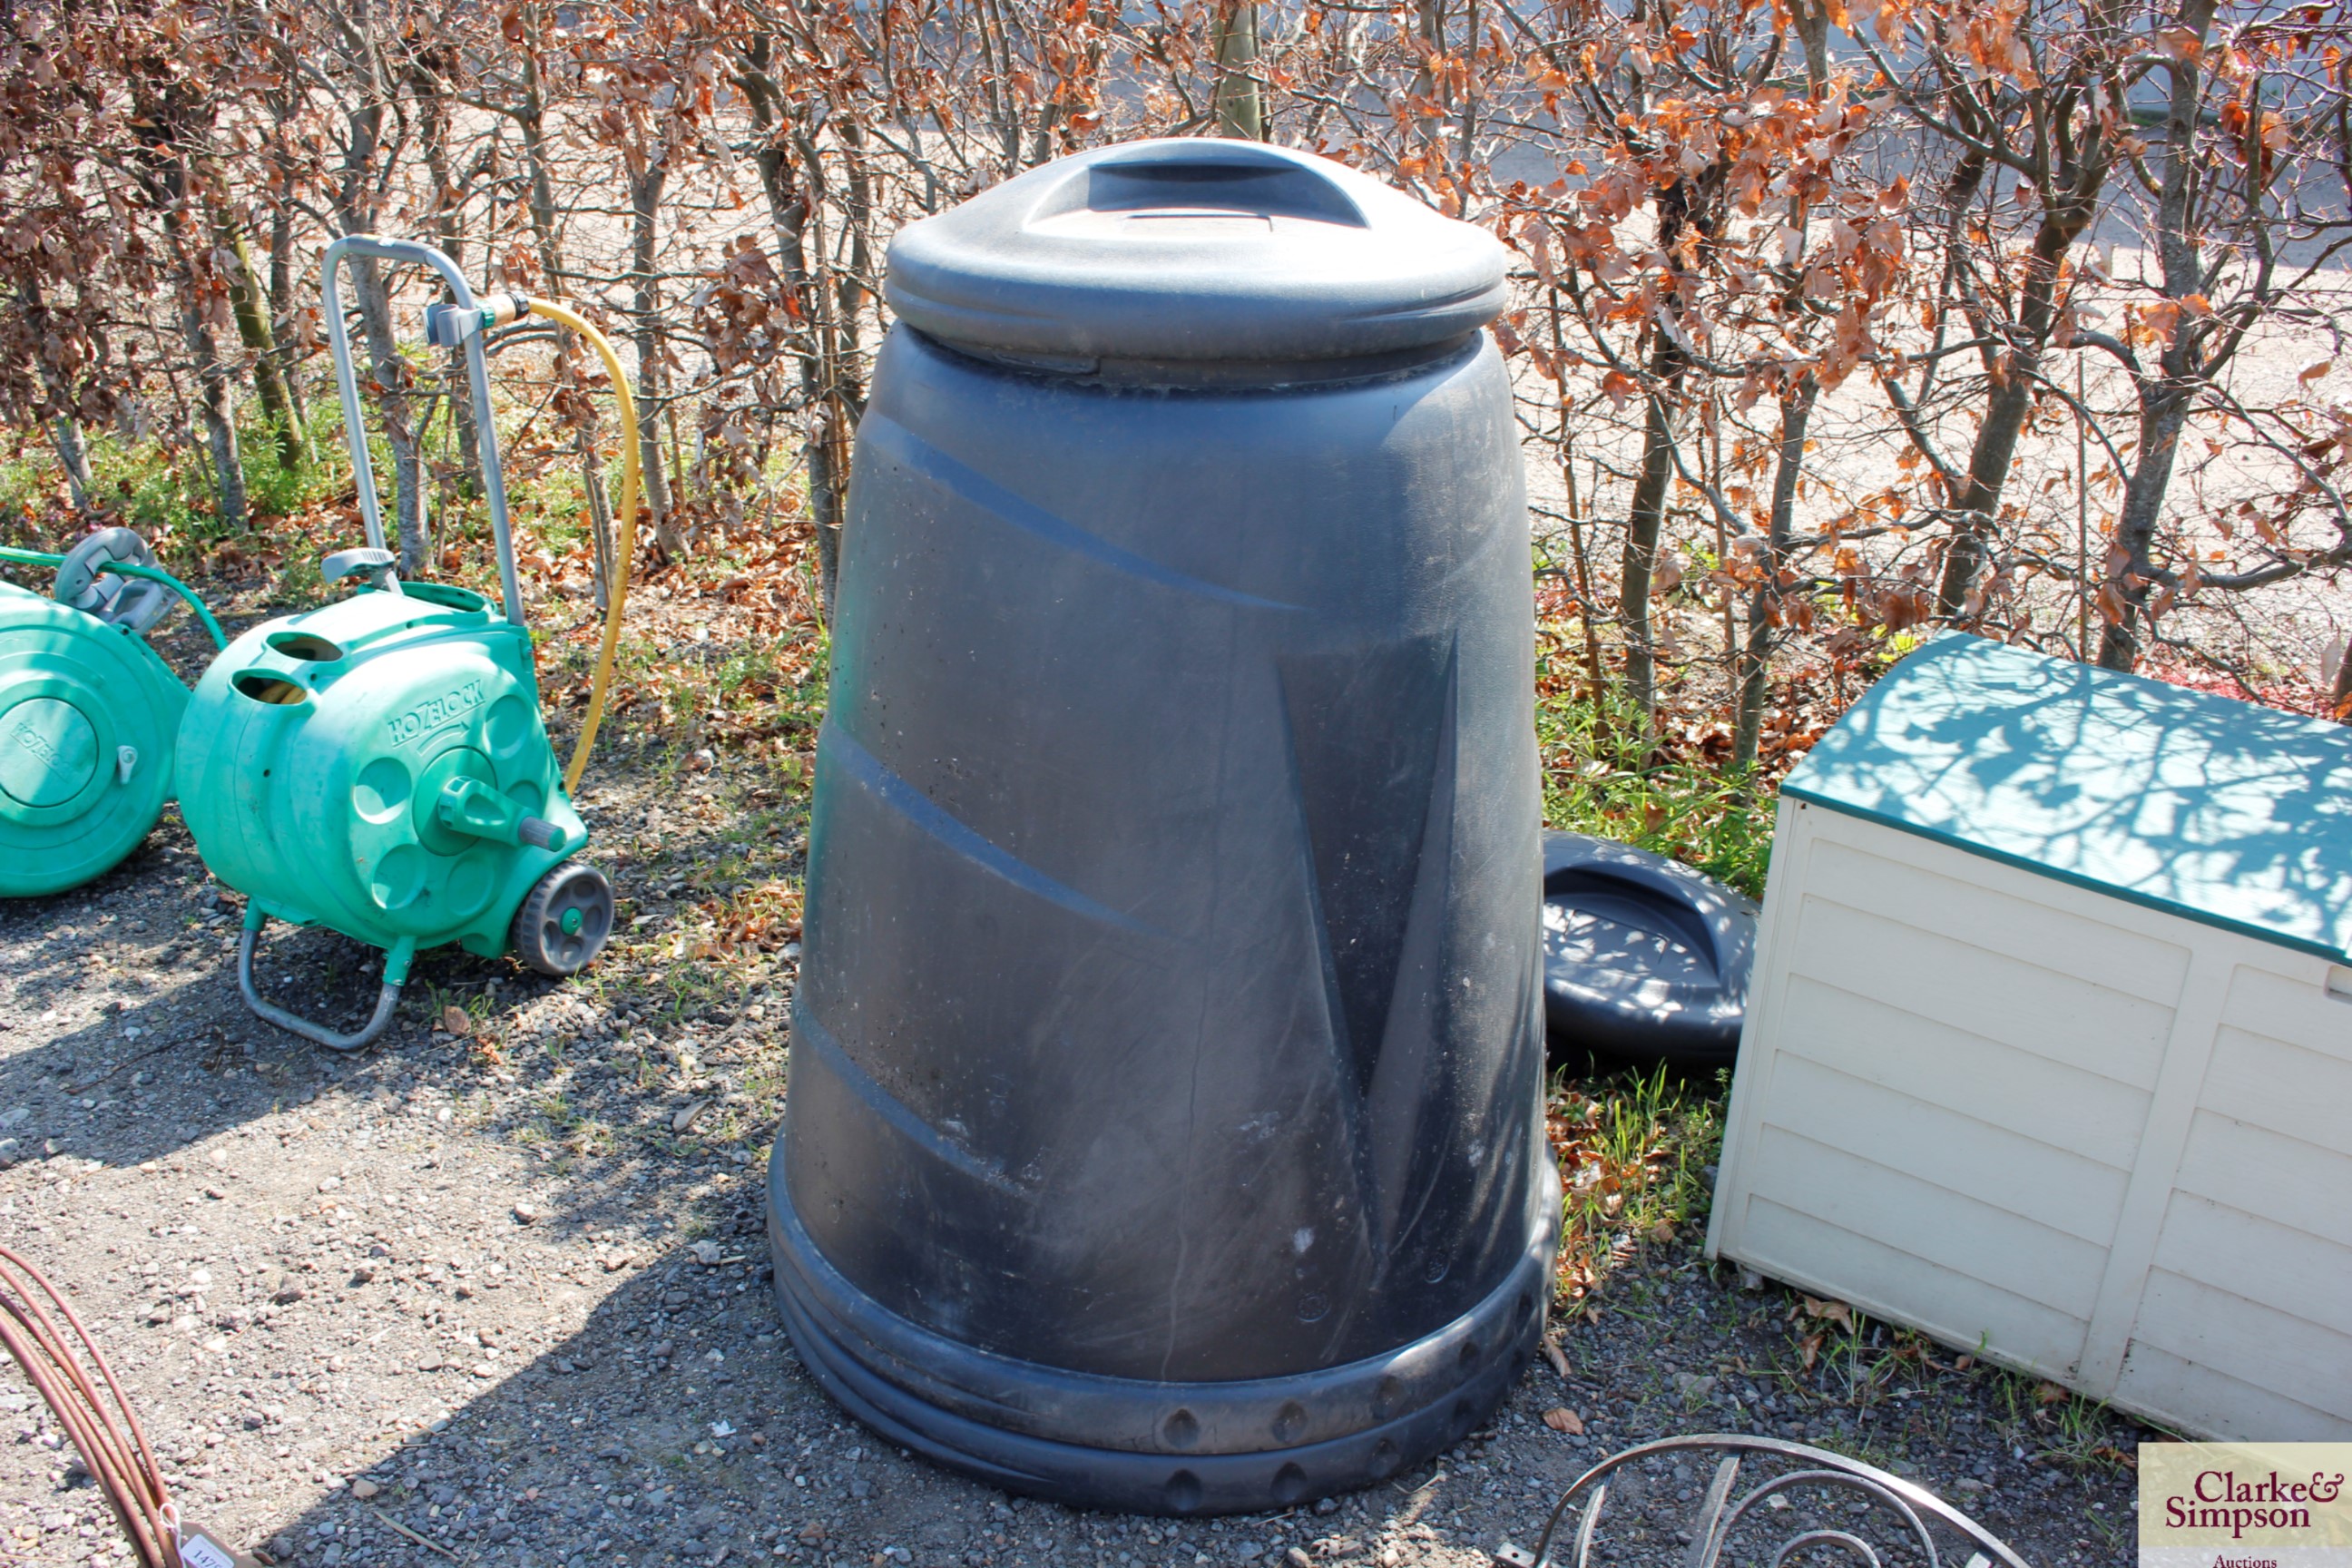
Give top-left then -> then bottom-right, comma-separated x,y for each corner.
1271,1401 -> 1308,1445
266,631 -> 344,662
1519,1289 -> 1538,1327
1161,1409 -> 1200,1451
231,672 -> 309,706
1457,1338 -> 1481,1372
1450,1398 -> 1475,1436
1270,1462 -> 1308,1506
1371,1375 -> 1405,1422
1163,1471 -> 1203,1514
1368,1440 -> 1402,1479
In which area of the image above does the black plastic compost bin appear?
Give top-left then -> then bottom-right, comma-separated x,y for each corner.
767,137 -> 1561,1516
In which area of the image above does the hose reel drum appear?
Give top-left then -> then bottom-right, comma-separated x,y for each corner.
0,528 -> 218,899
173,236 -> 638,1049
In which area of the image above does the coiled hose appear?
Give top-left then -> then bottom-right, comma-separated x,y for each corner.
1,1245 -> 191,1566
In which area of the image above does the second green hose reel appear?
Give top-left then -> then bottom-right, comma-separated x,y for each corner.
0,529 -> 217,897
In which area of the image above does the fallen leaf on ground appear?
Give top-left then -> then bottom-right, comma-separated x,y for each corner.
440,1006 -> 472,1037
1800,1295 -> 1852,1328
1542,1333 -> 1572,1378
1542,1407 -> 1584,1436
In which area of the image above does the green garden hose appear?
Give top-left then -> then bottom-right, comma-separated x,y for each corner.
0,544 -> 226,650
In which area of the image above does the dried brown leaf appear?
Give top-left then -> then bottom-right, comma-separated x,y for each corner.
1800,1295 -> 1853,1329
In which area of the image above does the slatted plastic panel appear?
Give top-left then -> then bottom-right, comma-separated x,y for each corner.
1712,799 -> 2352,1439
2114,965 -> 2352,1437
1713,804 -> 2189,1378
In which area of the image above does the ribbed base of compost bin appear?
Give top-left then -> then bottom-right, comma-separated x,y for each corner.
768,1149 -> 1561,1515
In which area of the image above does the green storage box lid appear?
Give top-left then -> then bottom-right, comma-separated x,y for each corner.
1782,632 -> 2352,963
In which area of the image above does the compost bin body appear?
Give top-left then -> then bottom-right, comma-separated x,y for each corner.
769,138 -> 1558,1514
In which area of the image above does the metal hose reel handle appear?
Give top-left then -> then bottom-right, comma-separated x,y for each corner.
237,908 -> 414,1053
321,234 -> 524,627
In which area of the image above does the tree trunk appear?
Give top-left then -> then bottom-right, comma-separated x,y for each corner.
630,156 -> 681,558
1933,368 -> 2033,616
514,39 -> 618,599
217,208 -> 304,467
835,117 -> 874,411
743,44 -> 847,614
2094,395 -> 2190,670
1934,176 -> 2109,617
1210,0 -> 1263,139
794,129 -> 858,610
1790,0 -> 1832,92
1620,333 -> 1682,722
25,278 -> 95,510
2096,0 -> 2220,672
266,119 -> 309,436
184,300 -> 247,530
416,67 -> 483,498
328,0 -> 425,561
156,201 -> 247,531
1734,376 -> 1818,768
52,417 -> 93,511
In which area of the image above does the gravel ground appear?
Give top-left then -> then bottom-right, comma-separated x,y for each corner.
0,802 -> 2148,1568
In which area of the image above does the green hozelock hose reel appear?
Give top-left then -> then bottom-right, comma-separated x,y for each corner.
174,235 -> 637,1051
0,529 -> 221,897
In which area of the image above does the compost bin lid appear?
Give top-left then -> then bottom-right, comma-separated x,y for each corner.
1784,632 -> 2352,963
1541,832 -> 1758,1066
884,139 -> 1508,366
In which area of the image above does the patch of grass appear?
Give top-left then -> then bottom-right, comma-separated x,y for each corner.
2084,1497 -> 2132,1557
1548,1064 -> 1725,1310
0,401 -> 353,546
1533,691 -> 1769,902
1535,644 -> 1777,898
1992,1371 -> 2143,1474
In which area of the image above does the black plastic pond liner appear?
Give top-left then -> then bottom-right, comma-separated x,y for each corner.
1540,831 -> 1759,1068
766,138 -> 1559,1515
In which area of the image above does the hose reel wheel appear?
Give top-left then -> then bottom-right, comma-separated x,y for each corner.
54,528 -> 176,634
512,859 -> 614,976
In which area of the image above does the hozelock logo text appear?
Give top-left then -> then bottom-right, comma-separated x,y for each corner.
11,720 -> 58,766
2143,1445 -> 2352,1568
386,681 -> 484,747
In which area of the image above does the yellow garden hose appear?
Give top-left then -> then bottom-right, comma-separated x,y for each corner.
521,297 -> 640,794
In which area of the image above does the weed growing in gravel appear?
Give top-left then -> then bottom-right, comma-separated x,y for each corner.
1547,1065 -> 1725,1311
1994,1372 -> 2146,1472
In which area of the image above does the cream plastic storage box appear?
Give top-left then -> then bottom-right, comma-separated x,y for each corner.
1707,632 -> 2352,1439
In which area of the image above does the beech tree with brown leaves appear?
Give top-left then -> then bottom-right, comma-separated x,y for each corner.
2,0 -> 2348,736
